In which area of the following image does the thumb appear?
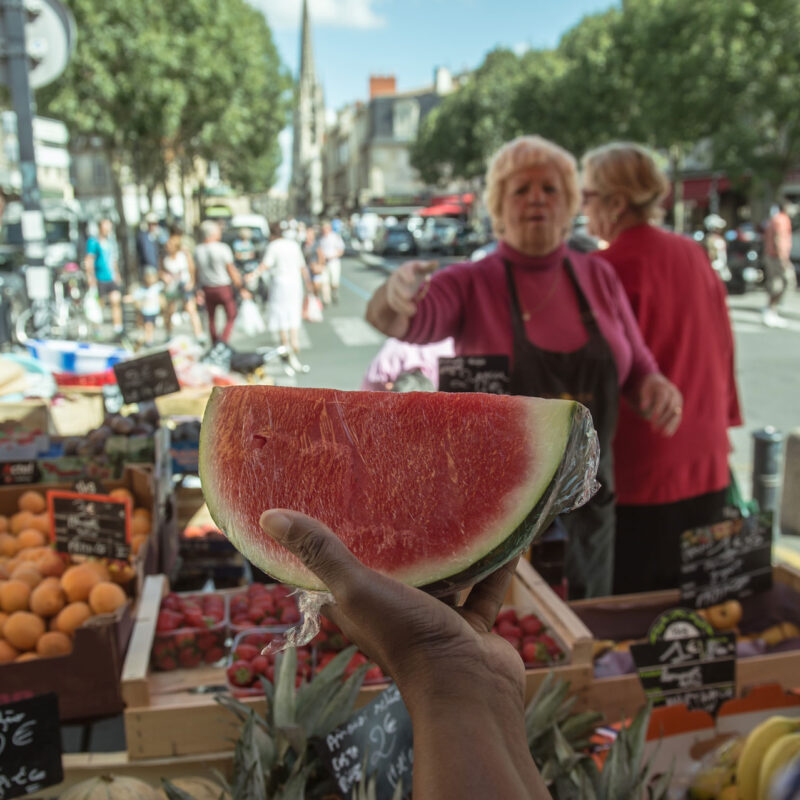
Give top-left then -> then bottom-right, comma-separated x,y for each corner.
259,510 -> 362,597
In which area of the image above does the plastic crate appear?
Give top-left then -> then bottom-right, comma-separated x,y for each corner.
26,339 -> 128,375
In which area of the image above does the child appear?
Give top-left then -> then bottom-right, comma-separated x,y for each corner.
134,267 -> 165,345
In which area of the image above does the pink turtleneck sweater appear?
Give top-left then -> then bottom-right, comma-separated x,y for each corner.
404,241 -> 658,399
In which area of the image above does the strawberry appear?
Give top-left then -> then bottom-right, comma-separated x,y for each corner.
251,655 -> 269,676
162,593 -> 182,612
204,646 -> 225,664
183,609 -> 206,629
519,615 -> 544,636
156,610 -> 183,633
496,621 -> 522,639
196,633 -> 217,652
495,608 -> 518,626
227,660 -> 254,687
174,632 -> 196,650
539,634 -> 561,656
280,605 -> 301,625
365,665 -> 384,682
179,648 -> 203,668
522,641 -> 549,665
234,643 -> 261,662
157,655 -> 177,670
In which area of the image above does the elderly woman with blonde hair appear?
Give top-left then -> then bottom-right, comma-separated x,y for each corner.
366,134 -> 682,599
580,142 -> 742,594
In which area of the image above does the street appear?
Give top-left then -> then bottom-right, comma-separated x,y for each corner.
229,252 -> 800,510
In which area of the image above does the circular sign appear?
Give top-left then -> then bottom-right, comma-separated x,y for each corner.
22,0 -> 77,89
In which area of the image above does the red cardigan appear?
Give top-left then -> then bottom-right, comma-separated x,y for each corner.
601,224 -> 742,505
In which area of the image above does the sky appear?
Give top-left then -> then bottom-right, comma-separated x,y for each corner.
250,0 -> 619,190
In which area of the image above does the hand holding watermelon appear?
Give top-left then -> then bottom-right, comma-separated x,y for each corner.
259,508 -> 548,799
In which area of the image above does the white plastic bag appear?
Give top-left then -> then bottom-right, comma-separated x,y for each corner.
303,294 -> 324,323
84,288 -> 103,325
235,298 -> 266,337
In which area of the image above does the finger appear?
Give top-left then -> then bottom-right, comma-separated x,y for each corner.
460,559 -> 517,632
415,260 -> 439,276
260,510 -> 365,600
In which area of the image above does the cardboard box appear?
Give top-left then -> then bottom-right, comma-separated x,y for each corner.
570,564 -> 800,723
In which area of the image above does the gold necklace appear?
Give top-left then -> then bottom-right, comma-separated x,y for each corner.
520,265 -> 561,322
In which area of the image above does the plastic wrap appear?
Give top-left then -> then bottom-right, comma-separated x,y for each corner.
265,401 -> 600,654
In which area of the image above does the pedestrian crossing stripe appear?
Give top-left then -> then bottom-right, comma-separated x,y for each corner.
328,317 -> 385,347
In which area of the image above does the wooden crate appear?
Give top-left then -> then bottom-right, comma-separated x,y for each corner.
571,563 -> 800,723
122,561 -> 593,760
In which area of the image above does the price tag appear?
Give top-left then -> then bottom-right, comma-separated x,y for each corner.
112,351 -> 180,405
631,609 -> 736,715
0,693 -> 63,799
680,514 -> 773,608
438,355 -> 510,394
46,490 -> 130,560
0,462 -> 40,485
315,684 -> 413,800
72,477 -> 107,496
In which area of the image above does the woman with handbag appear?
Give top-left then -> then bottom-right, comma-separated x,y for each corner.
580,142 -> 743,593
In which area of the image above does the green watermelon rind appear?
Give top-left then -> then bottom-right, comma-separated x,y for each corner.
199,387 -> 578,594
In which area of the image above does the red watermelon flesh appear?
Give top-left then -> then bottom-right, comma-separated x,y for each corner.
199,386 -> 581,593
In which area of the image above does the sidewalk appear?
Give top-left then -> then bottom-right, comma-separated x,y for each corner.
726,284 -> 800,321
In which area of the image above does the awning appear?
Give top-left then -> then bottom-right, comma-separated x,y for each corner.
419,203 -> 464,217
664,176 -> 732,207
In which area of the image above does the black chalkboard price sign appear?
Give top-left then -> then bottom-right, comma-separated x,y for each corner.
630,608 -> 736,715
315,684 -> 413,800
112,350 -> 180,404
680,514 -> 773,608
47,490 -> 131,560
0,693 -> 63,799
438,355 -> 510,395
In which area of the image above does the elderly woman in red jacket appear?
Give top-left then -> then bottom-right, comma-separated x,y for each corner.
580,141 -> 742,594
366,134 -> 682,599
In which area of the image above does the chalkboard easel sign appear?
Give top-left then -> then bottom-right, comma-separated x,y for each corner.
0,692 -> 63,799
315,684 -> 413,800
680,514 -> 773,608
112,350 -> 180,405
630,608 -> 736,715
438,355 -> 510,395
47,490 -> 131,560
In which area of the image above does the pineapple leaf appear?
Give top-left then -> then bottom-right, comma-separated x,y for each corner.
559,710 -> 604,744
313,664 -> 369,735
273,648 -> 299,730
214,693 -> 254,722
159,780 -> 198,800
277,722 -> 308,756
276,760 -> 316,800
647,763 -> 673,800
258,674 -> 275,705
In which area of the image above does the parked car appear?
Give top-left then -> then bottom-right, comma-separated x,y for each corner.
418,217 -> 462,254
375,226 -> 418,257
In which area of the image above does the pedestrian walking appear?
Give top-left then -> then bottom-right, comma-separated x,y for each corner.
133,267 -> 165,346
318,220 -> 345,304
262,223 -> 312,372
303,225 -> 330,305
136,213 -> 161,280
161,227 -> 204,341
84,218 -> 125,340
194,220 -> 243,345
762,200 -> 795,327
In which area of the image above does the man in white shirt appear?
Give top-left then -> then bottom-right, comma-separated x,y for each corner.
318,221 -> 345,304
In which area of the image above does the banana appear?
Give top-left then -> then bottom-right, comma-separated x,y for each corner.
737,716 -> 800,800
757,731 -> 800,800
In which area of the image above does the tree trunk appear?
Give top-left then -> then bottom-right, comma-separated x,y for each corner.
109,153 -> 132,286
669,145 -> 685,234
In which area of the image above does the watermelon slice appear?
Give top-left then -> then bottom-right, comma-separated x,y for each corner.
199,386 -> 596,594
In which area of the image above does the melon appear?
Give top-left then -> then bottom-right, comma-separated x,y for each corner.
199,386 -> 593,594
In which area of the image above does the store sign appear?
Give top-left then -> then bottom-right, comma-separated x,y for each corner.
631,609 -> 736,715
315,684 -> 413,800
113,351 -> 180,404
47,490 -> 130,560
0,693 -> 63,799
0,461 -> 40,485
438,355 -> 510,395
680,515 -> 772,608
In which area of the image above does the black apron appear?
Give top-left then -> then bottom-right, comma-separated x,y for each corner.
504,258 -> 618,599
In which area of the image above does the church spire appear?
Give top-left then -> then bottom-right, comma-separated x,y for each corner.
299,0 -> 315,87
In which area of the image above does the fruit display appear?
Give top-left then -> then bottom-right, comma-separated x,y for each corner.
225,628 -> 313,695
200,385 -> 595,594
492,607 -> 566,667
0,491 -> 132,663
61,407 -> 161,458
151,590 -> 227,670
688,715 -> 800,799
228,582 -> 299,633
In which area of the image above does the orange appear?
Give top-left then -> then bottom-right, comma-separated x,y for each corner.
33,549 -> 65,578
108,562 -> 136,585
15,652 -> 40,661
0,609 -> 8,633
54,601 -> 91,636
131,515 -> 151,538
29,578 -> 66,618
10,510 -> 35,535
0,514 -> 8,533
108,487 -> 134,504
16,528 -> 46,551
83,560 -> 111,582
0,579 -> 32,613
89,582 -> 127,615
18,490 -> 46,514
706,599 -> 743,631
0,533 -> 18,558
36,630 -> 73,658
60,563 -> 101,603
131,534 -> 148,556
30,513 -> 51,536
10,563 -> 42,589
0,638 -> 18,663
3,611 -> 45,650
